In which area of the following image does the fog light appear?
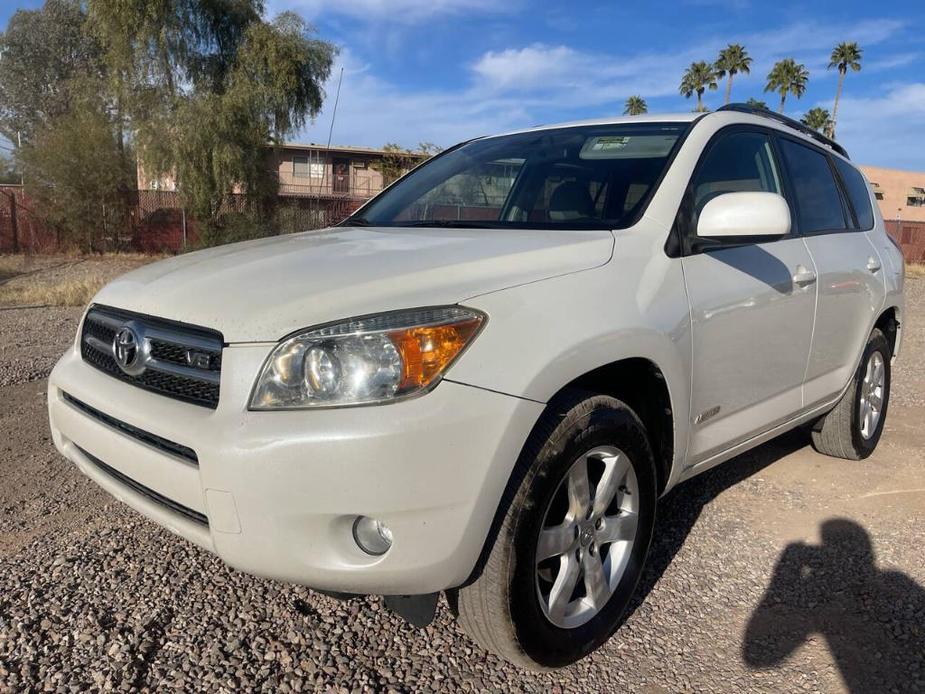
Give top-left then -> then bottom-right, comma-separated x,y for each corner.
353,516 -> 393,556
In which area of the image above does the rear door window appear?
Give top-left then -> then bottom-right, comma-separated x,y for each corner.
833,158 -> 875,231
778,139 -> 848,234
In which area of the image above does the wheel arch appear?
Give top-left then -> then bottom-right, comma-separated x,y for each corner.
562,358 -> 676,496
456,354 -> 683,591
874,305 -> 900,358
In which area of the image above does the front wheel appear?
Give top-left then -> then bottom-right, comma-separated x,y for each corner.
455,390 -> 657,669
811,328 -> 891,460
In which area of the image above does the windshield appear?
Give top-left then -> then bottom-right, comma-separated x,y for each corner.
344,123 -> 689,230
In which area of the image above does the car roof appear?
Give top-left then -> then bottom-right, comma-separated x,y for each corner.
481,110 -> 852,163
490,112 -> 702,138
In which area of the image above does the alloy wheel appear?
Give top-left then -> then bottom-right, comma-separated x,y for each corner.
859,351 -> 885,440
535,446 -> 639,629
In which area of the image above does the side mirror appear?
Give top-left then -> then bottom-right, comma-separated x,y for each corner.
697,191 -> 791,239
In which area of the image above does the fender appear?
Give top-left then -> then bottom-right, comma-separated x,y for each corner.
451,253 -> 694,492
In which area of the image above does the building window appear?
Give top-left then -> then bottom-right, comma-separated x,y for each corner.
293,155 -> 324,179
293,155 -> 309,178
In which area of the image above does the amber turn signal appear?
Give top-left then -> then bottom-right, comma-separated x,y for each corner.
390,317 -> 483,390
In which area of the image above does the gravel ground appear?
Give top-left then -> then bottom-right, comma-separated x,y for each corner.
0,307 -> 80,387
0,273 -> 923,692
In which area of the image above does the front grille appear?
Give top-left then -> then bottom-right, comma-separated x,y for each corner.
77,446 -> 209,527
80,305 -> 224,409
63,392 -> 198,465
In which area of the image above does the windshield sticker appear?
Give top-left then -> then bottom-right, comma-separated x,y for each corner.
580,134 -> 677,159
587,136 -> 629,151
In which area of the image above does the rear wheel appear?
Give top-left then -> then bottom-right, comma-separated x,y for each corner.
811,328 -> 891,460
456,390 -> 656,669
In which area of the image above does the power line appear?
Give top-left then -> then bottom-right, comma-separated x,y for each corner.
325,67 -> 344,152
320,66 -> 344,191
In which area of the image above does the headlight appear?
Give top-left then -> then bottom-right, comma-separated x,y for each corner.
249,306 -> 486,409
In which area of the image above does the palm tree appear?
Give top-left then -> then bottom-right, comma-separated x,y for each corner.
623,95 -> 648,115
764,58 -> 809,113
746,97 -> 769,110
801,107 -> 832,133
680,61 -> 719,112
827,42 -> 862,138
715,43 -> 752,105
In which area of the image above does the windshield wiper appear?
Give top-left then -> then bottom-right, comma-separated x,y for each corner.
340,216 -> 371,226
399,220 -> 504,229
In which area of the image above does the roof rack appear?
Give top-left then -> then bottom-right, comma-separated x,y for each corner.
717,103 -> 850,159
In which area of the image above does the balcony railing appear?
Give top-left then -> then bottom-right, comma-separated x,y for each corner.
279,174 -> 383,199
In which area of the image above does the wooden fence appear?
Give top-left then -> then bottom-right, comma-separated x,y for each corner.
885,220 -> 925,264
2,185 -> 924,263
0,186 -> 364,254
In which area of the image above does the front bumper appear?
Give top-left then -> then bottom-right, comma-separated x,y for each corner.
48,343 -> 543,594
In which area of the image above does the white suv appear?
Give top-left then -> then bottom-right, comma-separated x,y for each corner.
48,105 -> 904,669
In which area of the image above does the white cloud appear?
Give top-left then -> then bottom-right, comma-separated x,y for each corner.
865,52 -> 920,72
470,42 -> 710,108
834,83 -> 925,170
293,42 -> 699,150
683,0 -> 750,8
472,45 -> 587,91
290,17 -> 917,165
293,50 -> 531,150
470,19 -> 909,107
267,0 -> 513,23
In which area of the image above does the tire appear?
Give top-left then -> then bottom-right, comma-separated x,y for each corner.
811,328 -> 891,460
456,389 -> 657,669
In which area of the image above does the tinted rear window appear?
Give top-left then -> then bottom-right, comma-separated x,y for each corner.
779,139 -> 847,234
833,158 -> 875,230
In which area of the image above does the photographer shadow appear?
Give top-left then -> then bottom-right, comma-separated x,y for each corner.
743,518 -> 925,693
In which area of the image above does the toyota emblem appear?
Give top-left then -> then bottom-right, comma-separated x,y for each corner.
112,325 -> 143,374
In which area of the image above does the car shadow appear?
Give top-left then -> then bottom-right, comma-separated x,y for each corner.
742,518 -> 925,693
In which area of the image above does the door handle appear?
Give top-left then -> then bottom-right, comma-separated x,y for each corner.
867,257 -> 882,273
793,267 -> 817,286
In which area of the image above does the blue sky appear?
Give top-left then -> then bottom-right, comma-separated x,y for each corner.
3,0 -> 924,170
273,0 -> 925,171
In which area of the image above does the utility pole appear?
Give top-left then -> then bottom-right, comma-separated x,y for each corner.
6,191 -> 19,254
181,206 -> 187,250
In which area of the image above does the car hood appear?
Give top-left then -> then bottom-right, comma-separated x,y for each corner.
93,226 -> 614,342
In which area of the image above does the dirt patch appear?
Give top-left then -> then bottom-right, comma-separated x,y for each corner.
0,254 -> 158,307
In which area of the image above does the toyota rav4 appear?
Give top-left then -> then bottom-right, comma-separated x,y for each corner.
48,104 -> 904,668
